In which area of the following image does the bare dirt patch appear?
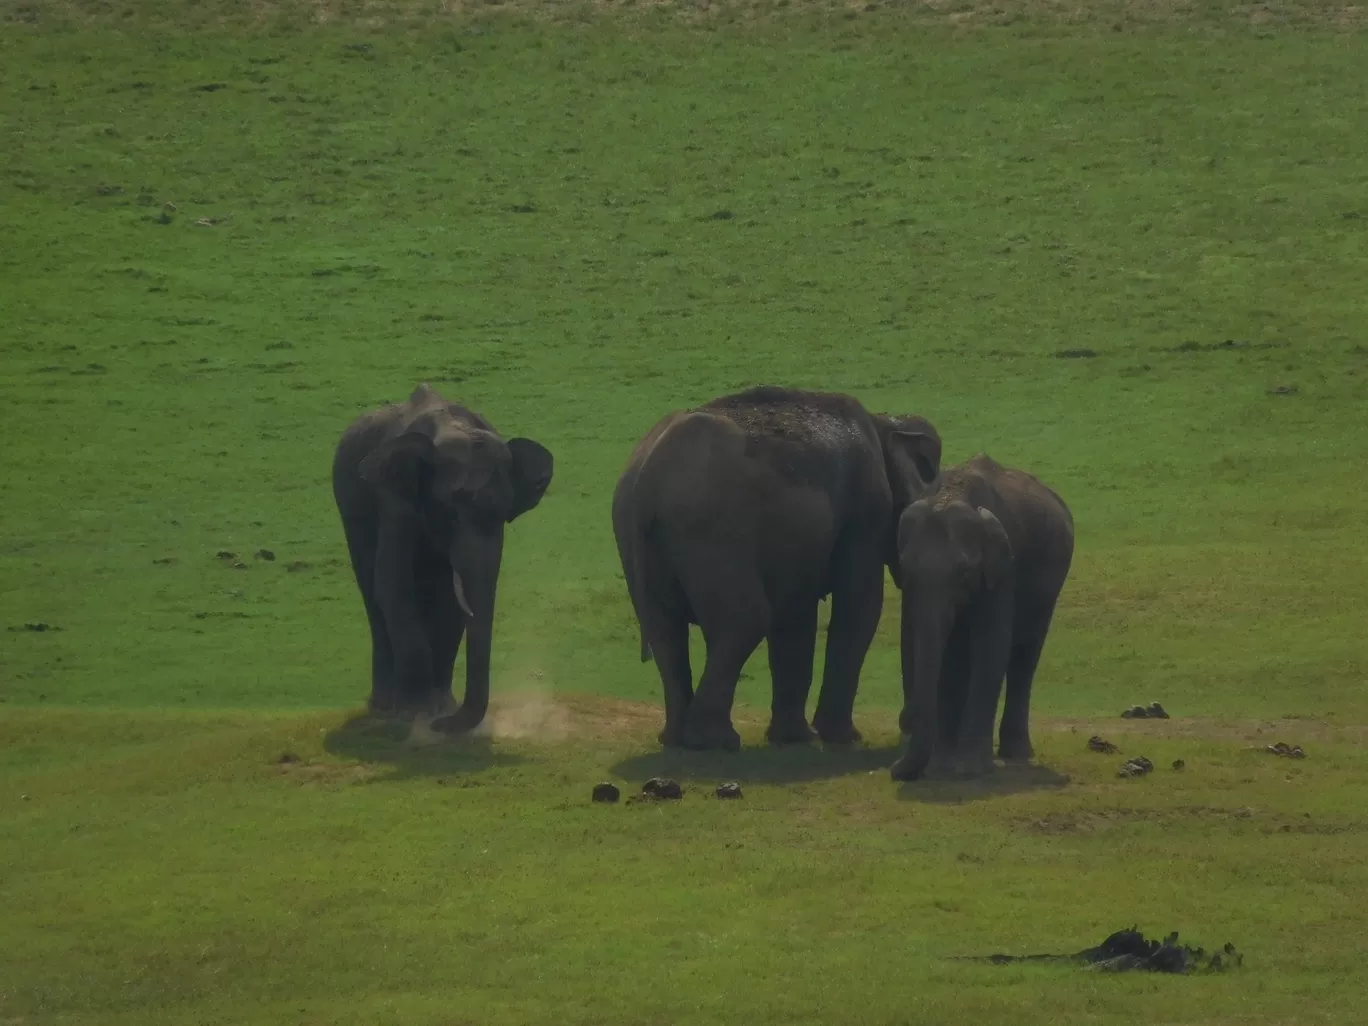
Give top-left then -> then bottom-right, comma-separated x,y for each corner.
407,692 -> 760,746
272,758 -> 381,788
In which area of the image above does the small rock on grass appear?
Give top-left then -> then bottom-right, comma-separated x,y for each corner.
1117,756 -> 1154,779
1262,741 -> 1306,759
591,782 -> 620,803
1172,759 -> 1186,770
1087,736 -> 1119,754
640,777 -> 682,800
1120,702 -> 1170,719
715,782 -> 743,799
255,548 -> 276,561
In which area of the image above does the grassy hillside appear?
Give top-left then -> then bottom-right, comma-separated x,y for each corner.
2,4 -> 1367,1024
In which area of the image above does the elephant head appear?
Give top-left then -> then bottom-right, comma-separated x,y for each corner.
873,414 -> 943,509
359,404 -> 553,611
892,500 -> 1013,780
872,414 -> 942,572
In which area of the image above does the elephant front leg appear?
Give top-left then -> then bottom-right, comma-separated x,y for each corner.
339,523 -> 402,716
373,525 -> 436,715
418,562 -> 464,717
362,603 -> 401,716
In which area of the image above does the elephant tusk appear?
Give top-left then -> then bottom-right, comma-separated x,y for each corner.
451,569 -> 475,620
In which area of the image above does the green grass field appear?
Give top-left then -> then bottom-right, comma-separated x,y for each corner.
3,1 -> 1368,1022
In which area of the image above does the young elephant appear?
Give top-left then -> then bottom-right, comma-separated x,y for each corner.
332,384 -> 554,729
613,385 -> 942,751
889,454 -> 1073,781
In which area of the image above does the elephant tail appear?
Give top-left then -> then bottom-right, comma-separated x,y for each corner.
628,504 -> 656,664
613,467 -> 657,666
617,407 -> 700,666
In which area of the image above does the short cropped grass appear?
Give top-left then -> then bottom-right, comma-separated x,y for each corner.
2,3 -> 1367,1024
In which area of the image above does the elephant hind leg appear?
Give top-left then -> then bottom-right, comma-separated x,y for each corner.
998,621 -> 1052,762
765,601 -> 819,745
682,573 -> 769,752
813,533 -> 885,744
647,614 -> 694,748
936,623 -> 972,767
636,550 -> 695,747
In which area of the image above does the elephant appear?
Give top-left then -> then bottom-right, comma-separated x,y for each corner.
331,384 -> 554,729
888,453 -> 1073,781
612,385 -> 942,751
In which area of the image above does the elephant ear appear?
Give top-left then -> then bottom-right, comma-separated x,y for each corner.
977,507 -> 1014,592
888,426 -> 942,488
358,431 -> 435,498
505,438 -> 554,522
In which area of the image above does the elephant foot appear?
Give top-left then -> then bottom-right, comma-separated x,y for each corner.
427,691 -> 459,717
998,736 -> 1034,763
367,693 -> 405,719
889,751 -> 929,782
920,748 -> 957,778
947,750 -> 997,778
658,722 -> 687,748
681,713 -> 742,752
813,718 -> 863,746
765,716 -> 817,746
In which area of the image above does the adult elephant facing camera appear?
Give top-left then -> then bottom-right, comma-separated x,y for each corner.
613,386 -> 942,751
332,384 -> 554,730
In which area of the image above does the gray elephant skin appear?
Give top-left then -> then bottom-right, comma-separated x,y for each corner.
889,453 -> 1074,781
332,384 -> 554,729
612,385 -> 942,751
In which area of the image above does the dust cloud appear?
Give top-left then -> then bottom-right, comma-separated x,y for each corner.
407,661 -> 570,745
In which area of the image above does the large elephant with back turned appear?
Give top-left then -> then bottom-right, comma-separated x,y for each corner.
889,453 -> 1073,781
613,385 -> 942,751
332,384 -> 554,729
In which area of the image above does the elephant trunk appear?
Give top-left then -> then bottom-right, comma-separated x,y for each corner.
444,529 -> 504,732
892,598 -> 948,781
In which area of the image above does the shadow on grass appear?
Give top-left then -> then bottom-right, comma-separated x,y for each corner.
322,713 -> 528,782
897,762 -> 1071,804
608,742 -> 904,785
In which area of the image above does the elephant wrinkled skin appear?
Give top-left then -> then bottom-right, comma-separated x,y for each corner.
889,454 -> 1074,781
332,384 -> 553,729
612,385 -> 942,751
